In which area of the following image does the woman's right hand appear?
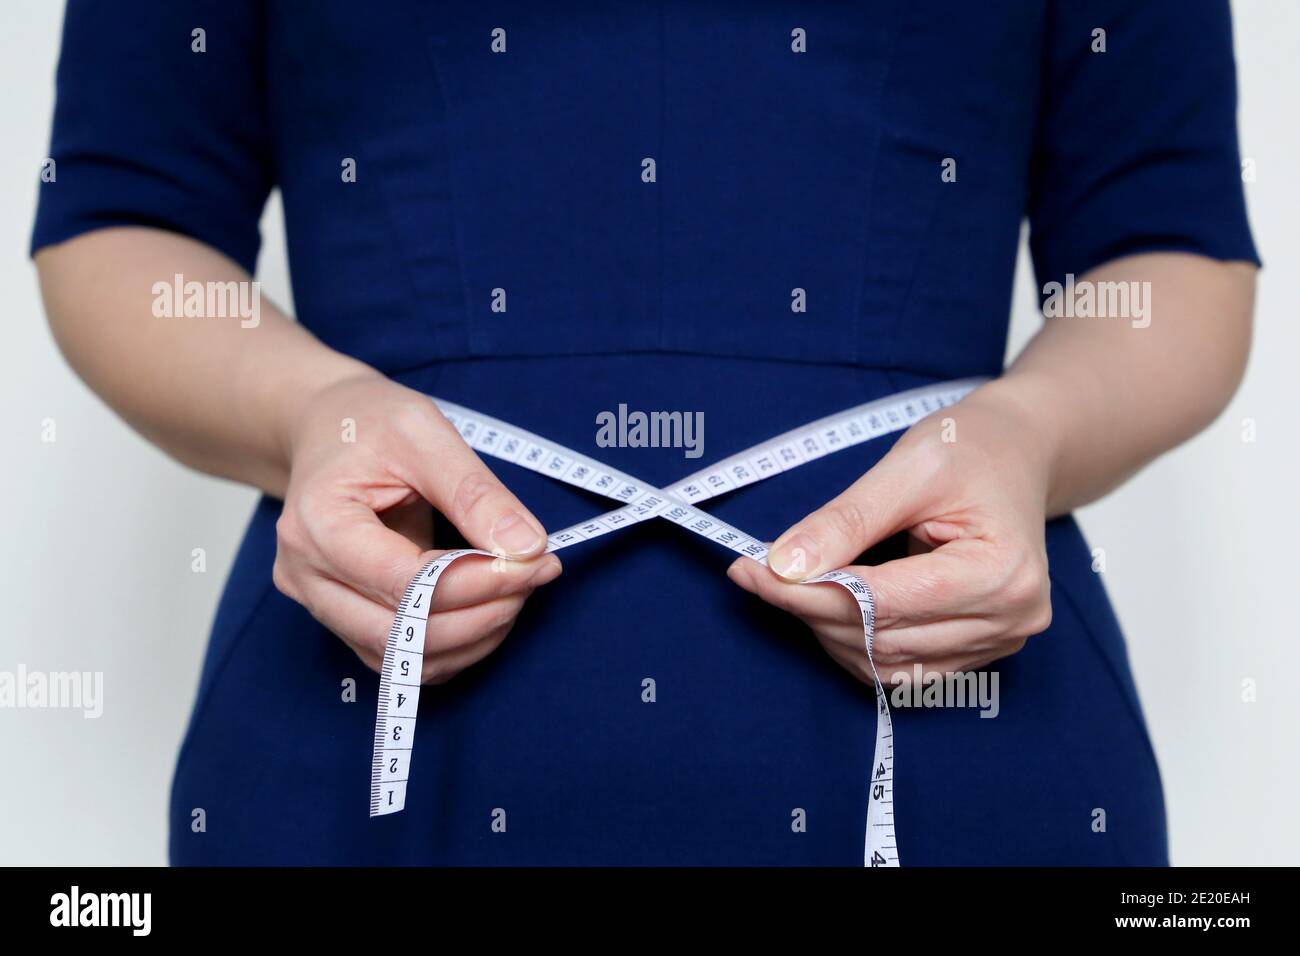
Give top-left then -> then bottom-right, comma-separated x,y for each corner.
271,371 -> 561,683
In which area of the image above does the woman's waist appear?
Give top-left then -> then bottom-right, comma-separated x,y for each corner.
394,353 -> 987,488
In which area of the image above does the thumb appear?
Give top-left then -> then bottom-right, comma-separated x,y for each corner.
406,424 -> 547,560
766,451 -> 924,582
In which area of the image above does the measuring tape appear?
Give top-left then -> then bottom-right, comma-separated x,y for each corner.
369,376 -> 988,866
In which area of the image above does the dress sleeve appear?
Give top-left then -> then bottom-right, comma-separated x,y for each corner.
30,0 -> 273,274
1027,0 -> 1259,290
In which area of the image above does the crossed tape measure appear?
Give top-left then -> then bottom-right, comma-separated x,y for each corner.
369,377 -> 987,866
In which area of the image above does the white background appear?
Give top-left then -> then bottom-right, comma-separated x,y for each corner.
1,2 -> 1296,865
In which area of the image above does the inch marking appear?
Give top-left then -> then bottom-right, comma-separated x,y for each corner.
369,378 -> 986,866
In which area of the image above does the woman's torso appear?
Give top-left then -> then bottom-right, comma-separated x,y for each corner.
169,2 -> 1168,864
269,0 -> 1037,378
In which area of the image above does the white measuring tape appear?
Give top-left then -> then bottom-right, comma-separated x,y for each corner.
370,376 -> 988,866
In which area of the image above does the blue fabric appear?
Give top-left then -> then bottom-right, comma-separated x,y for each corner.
33,1 -> 1257,865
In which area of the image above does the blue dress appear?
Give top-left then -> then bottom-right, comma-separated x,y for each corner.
34,1 -> 1257,865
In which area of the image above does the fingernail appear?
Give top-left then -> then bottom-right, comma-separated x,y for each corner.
768,532 -> 820,582
490,511 -> 543,557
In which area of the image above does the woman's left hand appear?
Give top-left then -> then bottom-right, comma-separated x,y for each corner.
726,384 -> 1057,684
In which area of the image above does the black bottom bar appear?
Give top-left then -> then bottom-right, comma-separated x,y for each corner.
4,866 -> 1286,941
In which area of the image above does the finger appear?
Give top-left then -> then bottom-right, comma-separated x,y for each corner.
765,443 -> 936,581
398,410 -> 548,560
875,652 -> 1009,686
296,574 -> 399,667
422,624 -> 515,685
427,553 -> 561,612
730,546 -> 990,630
304,498 -> 432,608
299,576 -> 534,678
729,557 -> 1014,684
424,592 -> 529,654
727,557 -> 856,622
378,496 -> 434,550
730,550 -> 1010,664
858,542 -> 997,629
870,616 -> 1007,668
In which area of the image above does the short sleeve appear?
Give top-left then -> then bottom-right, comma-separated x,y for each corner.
31,1 -> 273,274
1027,0 -> 1259,290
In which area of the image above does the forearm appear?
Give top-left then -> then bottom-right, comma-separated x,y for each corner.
35,227 -> 374,498
979,252 -> 1257,517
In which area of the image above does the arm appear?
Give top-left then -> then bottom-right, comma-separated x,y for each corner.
36,226 -> 560,681
728,252 -> 1256,681
729,0 -> 1259,683
995,253 -> 1256,518
36,227 -> 365,499
34,3 -> 558,684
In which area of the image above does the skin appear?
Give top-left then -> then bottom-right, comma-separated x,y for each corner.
36,228 -> 1256,686
37,227 -> 559,685
728,253 -> 1257,685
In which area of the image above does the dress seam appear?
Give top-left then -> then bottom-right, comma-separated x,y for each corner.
379,348 -> 987,382
420,27 -> 476,356
278,30 -> 442,358
655,0 -> 667,348
852,13 -> 907,366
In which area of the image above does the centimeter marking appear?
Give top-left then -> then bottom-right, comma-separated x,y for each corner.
369,376 -> 987,867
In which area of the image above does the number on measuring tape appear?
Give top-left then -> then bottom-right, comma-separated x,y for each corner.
370,378 -> 986,866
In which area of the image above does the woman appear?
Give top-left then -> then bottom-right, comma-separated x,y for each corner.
33,1 -> 1256,865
